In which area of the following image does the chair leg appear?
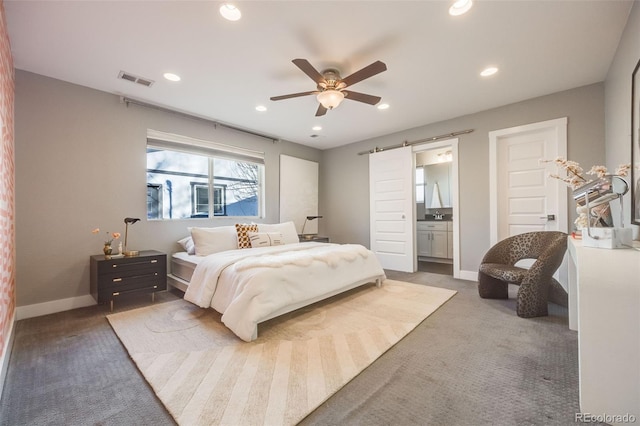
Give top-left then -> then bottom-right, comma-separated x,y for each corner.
516,282 -> 549,318
478,271 -> 509,299
548,278 -> 568,307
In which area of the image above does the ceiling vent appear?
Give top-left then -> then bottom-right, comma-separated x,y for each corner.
117,71 -> 154,87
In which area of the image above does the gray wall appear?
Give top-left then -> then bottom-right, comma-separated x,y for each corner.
15,70 -> 321,307
605,0 -> 640,238
321,83 -> 605,274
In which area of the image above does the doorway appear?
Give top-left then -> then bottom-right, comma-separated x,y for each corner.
413,139 -> 460,278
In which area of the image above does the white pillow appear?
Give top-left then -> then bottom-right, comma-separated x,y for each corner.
248,232 -> 285,248
177,236 -> 195,255
258,221 -> 299,244
190,226 -> 238,256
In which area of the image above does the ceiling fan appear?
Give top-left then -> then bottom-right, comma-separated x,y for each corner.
270,58 -> 387,117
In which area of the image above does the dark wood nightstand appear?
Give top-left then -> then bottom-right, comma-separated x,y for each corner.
90,250 -> 167,311
298,235 -> 330,243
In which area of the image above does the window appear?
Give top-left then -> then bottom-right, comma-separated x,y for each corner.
146,130 -> 264,220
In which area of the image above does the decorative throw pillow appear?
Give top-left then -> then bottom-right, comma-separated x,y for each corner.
258,221 -> 299,244
235,223 -> 258,249
177,236 -> 196,255
248,232 -> 284,248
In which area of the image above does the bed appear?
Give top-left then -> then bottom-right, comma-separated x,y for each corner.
168,222 -> 386,341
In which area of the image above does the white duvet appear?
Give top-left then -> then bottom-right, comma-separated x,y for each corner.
184,242 -> 386,341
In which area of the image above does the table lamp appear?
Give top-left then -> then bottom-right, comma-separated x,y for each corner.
301,215 -> 323,239
123,217 -> 140,256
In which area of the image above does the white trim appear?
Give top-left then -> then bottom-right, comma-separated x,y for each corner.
413,138 -> 461,279
489,117 -> 568,244
458,269 -> 479,281
16,295 -> 96,321
0,312 -> 16,400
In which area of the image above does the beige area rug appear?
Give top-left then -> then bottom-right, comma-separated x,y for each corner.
107,280 -> 456,426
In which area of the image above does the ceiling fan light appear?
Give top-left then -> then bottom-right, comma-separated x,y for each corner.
449,0 -> 473,16
316,90 -> 345,109
220,3 -> 241,21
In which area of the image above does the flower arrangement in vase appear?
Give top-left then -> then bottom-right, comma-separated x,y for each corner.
542,157 -> 630,229
92,228 -> 121,255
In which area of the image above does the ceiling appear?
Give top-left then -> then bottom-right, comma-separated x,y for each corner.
4,1 -> 633,150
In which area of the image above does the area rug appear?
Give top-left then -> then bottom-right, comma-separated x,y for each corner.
107,280 -> 456,426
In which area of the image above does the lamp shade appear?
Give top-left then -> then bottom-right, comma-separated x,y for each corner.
316,90 -> 345,109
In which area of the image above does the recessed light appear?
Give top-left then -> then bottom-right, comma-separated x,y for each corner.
480,67 -> 498,77
312,125 -> 322,131
220,3 -> 241,21
377,103 -> 390,110
449,0 -> 473,16
255,105 -> 267,112
163,72 -> 181,82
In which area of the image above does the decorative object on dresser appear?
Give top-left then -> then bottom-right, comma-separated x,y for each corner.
123,217 -> 141,257
300,215 -> 323,240
90,250 -> 166,311
91,228 -> 121,257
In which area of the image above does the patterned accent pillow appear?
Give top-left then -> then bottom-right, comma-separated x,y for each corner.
235,223 -> 258,249
248,232 -> 284,248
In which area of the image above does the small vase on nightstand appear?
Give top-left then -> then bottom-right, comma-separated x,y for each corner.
103,244 -> 112,256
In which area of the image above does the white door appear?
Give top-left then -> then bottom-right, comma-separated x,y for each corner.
489,118 -> 568,284
490,118 -> 568,243
369,146 -> 415,272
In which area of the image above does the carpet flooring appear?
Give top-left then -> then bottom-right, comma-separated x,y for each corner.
107,281 -> 455,425
0,271 -> 598,425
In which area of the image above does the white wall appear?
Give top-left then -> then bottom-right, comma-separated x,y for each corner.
15,70 -> 321,308
605,0 -> 640,238
321,83 -> 606,275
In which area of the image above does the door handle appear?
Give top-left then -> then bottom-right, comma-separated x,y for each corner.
539,214 -> 556,221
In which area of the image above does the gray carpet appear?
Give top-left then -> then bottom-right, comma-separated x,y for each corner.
0,272 -> 602,426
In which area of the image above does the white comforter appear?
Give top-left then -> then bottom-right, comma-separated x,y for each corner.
184,242 -> 385,341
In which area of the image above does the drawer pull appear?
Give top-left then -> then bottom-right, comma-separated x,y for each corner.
150,260 -> 158,264
112,264 -> 118,268
153,285 -> 158,289
113,278 -> 122,282
112,292 -> 120,296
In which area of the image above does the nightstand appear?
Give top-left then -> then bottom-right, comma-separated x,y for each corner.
90,250 -> 167,311
298,235 -> 330,243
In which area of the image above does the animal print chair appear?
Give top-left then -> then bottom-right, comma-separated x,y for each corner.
478,231 -> 568,318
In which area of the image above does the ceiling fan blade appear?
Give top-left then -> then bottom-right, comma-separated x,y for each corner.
340,61 -> 387,87
315,104 -> 328,117
270,91 -> 317,101
342,90 -> 382,105
292,59 -> 325,84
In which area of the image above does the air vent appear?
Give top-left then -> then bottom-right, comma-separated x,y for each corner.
118,71 -> 155,87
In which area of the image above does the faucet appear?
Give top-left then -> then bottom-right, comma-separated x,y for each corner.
434,210 -> 443,220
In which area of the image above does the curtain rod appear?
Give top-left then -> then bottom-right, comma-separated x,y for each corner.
357,129 -> 474,155
120,96 -> 280,143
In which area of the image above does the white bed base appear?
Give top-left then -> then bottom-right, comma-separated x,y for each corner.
166,273 -> 385,327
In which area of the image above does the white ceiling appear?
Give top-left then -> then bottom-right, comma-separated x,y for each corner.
4,1 -> 633,150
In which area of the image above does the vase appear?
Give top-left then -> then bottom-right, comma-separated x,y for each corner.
103,244 -> 112,256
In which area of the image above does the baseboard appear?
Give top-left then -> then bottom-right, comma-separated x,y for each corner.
16,295 -> 96,321
0,312 -> 16,401
457,269 -> 478,281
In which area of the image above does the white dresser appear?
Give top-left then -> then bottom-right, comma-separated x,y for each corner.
567,238 -> 640,424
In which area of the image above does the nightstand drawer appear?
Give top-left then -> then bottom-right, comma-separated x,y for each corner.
97,257 -> 163,275
98,271 -> 162,289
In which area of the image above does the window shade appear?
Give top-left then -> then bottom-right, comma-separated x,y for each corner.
147,129 -> 265,164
